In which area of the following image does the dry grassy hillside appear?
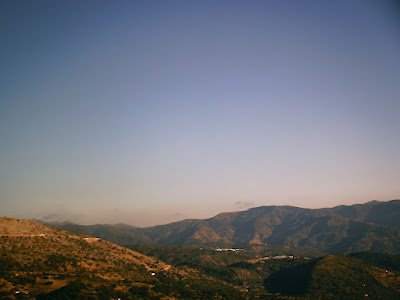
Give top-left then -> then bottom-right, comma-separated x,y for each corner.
0,217 -> 57,236
0,217 -> 170,299
0,217 -> 251,299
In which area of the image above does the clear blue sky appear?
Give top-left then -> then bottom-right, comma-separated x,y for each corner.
1,0 -> 399,226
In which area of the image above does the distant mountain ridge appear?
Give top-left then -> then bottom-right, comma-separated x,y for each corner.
321,200 -> 400,227
42,200 -> 400,254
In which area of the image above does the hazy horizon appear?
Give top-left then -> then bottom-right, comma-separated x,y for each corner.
29,198 -> 398,227
1,1 -> 399,227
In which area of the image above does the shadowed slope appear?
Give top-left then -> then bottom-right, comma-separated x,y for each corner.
264,255 -> 400,299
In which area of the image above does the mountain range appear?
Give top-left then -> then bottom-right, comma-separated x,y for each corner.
42,199 -> 400,254
2,213 -> 400,299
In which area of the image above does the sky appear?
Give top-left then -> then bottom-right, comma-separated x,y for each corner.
1,0 -> 399,227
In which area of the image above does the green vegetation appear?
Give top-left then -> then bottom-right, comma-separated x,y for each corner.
126,244 -> 326,298
125,244 -> 400,299
263,254 -> 400,299
349,252 -> 400,273
264,259 -> 317,295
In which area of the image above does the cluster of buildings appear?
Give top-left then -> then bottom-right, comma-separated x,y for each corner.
269,255 -> 294,260
214,248 -> 244,252
246,255 -> 297,263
